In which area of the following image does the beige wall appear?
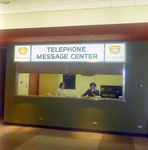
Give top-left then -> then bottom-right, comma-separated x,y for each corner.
1,6 -> 148,29
39,74 -> 58,96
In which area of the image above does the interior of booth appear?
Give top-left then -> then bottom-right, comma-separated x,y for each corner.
15,62 -> 125,101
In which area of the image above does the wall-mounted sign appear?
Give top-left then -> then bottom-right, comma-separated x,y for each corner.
105,43 -> 125,62
31,44 -> 104,62
14,43 -> 126,62
14,45 -> 31,62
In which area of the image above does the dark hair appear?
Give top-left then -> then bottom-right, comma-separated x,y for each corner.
59,82 -> 65,88
89,82 -> 96,88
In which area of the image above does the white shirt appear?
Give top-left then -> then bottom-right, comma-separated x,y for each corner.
55,88 -> 66,97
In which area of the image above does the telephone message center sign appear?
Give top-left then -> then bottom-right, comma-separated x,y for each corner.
14,43 -> 126,62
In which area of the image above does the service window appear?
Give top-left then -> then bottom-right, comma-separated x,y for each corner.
16,72 -> 124,99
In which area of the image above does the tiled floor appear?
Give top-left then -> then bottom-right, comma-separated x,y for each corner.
0,118 -> 148,150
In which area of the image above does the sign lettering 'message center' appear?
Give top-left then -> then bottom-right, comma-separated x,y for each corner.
36,46 -> 98,60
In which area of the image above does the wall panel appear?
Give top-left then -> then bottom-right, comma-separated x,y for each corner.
0,50 -> 6,117
4,42 -> 148,135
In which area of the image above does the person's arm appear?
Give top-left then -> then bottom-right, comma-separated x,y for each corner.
81,89 -> 89,97
96,90 -> 99,95
93,89 -> 99,96
63,90 -> 66,96
55,89 -> 59,96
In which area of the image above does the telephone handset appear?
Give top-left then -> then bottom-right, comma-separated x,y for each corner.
92,87 -> 97,93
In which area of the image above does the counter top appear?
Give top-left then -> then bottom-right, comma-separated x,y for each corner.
14,95 -> 126,102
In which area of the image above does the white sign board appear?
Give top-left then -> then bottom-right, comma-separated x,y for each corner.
31,44 -> 104,62
105,43 -> 125,62
14,43 -> 126,62
14,45 -> 31,62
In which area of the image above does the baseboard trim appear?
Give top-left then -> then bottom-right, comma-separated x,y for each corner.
4,122 -> 148,138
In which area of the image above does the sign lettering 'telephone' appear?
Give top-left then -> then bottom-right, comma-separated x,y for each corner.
31,44 -> 104,62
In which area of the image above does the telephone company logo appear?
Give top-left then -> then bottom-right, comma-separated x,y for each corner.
109,46 -> 121,54
105,43 -> 125,62
14,45 -> 30,61
18,47 -> 28,55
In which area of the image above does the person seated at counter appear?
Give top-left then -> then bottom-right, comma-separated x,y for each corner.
81,82 -> 99,97
55,82 -> 66,97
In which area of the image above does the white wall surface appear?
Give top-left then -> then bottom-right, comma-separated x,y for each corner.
0,5 -> 148,29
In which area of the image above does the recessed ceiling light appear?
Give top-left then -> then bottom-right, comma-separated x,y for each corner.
0,0 -> 11,4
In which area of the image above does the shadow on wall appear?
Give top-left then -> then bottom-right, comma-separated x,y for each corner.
0,50 -> 6,117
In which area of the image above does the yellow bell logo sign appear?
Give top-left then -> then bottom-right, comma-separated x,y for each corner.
18,47 -> 27,55
109,46 -> 121,54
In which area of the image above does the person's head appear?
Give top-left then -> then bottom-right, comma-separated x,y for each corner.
89,82 -> 96,89
59,82 -> 65,89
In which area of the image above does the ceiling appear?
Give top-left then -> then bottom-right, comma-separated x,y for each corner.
0,0 -> 148,14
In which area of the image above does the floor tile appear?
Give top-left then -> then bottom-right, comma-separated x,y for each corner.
0,127 -> 45,150
133,136 -> 148,150
14,129 -> 102,150
98,134 -> 135,150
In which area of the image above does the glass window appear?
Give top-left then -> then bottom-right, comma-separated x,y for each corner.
17,73 -> 123,99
